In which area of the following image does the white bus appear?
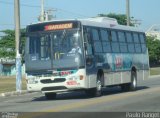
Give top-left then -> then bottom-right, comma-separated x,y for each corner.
25,17 -> 149,99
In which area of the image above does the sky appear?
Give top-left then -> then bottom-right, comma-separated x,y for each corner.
0,0 -> 160,32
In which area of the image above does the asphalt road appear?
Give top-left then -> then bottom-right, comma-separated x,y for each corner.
0,76 -> 160,118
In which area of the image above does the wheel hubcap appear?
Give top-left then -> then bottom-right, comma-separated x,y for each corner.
133,76 -> 137,87
97,80 -> 102,91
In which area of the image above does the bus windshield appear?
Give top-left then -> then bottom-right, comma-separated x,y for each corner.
26,29 -> 84,71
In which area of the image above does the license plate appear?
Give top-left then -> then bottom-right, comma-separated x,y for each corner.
67,81 -> 77,85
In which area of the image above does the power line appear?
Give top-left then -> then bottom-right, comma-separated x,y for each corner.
0,0 -> 88,17
0,0 -> 40,8
0,24 -> 14,26
56,8 -> 88,17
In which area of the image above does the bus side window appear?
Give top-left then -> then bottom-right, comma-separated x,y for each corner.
140,33 -> 147,53
110,30 -> 120,53
108,31 -> 112,41
84,27 -> 93,55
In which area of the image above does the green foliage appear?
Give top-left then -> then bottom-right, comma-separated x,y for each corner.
0,30 -> 15,58
146,36 -> 160,62
0,29 -> 26,59
98,13 -> 134,26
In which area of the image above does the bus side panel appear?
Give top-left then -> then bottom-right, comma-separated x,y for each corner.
121,71 -> 132,84
112,72 -> 121,85
86,59 -> 98,88
87,74 -> 97,88
104,73 -> 113,86
132,52 -> 149,81
103,53 -> 132,86
104,71 -> 131,86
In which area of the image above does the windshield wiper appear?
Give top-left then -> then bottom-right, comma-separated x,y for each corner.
61,30 -> 67,40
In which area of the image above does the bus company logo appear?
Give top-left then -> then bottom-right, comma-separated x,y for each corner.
52,71 -> 59,76
115,57 -> 123,68
44,23 -> 73,31
67,80 -> 77,85
60,71 -> 71,76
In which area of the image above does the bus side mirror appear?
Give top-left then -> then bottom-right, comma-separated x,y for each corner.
19,32 -> 26,55
19,39 -> 23,54
84,42 -> 89,55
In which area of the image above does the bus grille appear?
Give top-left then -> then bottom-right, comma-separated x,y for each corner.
40,78 -> 66,84
41,86 -> 67,91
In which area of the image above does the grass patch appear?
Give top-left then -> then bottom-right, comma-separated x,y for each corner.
150,67 -> 160,75
0,76 -> 27,94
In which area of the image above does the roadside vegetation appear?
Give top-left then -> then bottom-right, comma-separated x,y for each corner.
150,67 -> 160,76
0,77 -> 26,94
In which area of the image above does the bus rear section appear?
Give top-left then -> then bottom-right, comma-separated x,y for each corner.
83,18 -> 149,93
81,17 -> 149,95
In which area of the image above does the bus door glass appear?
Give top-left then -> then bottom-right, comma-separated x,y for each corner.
84,27 -> 94,67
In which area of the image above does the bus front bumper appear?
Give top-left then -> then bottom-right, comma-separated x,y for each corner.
27,78 -> 86,93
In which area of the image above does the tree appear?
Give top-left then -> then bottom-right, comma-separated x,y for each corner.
146,36 -> 160,64
0,30 -> 15,58
0,29 -> 26,59
98,13 -> 134,26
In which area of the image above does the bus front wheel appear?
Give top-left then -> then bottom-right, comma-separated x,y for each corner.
85,76 -> 102,97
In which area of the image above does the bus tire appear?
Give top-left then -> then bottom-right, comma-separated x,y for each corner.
121,71 -> 137,91
85,75 -> 102,97
45,93 -> 57,100
129,71 -> 137,91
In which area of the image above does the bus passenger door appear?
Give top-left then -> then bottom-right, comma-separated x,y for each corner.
83,27 -> 97,88
84,28 -> 94,68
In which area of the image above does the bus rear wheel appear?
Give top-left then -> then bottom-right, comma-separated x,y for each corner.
129,71 -> 137,91
45,92 -> 57,100
121,71 -> 137,91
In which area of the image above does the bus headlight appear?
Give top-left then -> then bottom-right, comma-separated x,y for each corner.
68,75 -> 84,81
72,76 -> 79,80
27,76 -> 38,84
28,78 -> 38,84
68,76 -> 79,81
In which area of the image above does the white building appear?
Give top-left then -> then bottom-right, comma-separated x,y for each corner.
0,58 -> 25,76
146,24 -> 160,40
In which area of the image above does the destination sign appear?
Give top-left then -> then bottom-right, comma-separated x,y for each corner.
45,23 -> 73,31
27,21 -> 80,33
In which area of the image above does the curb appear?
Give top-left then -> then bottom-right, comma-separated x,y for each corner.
1,90 -> 29,97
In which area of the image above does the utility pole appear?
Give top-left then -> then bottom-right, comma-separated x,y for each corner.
40,0 -> 45,22
126,0 -> 130,26
14,0 -> 22,92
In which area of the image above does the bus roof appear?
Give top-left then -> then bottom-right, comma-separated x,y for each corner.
79,17 -> 144,33
28,17 -> 144,33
